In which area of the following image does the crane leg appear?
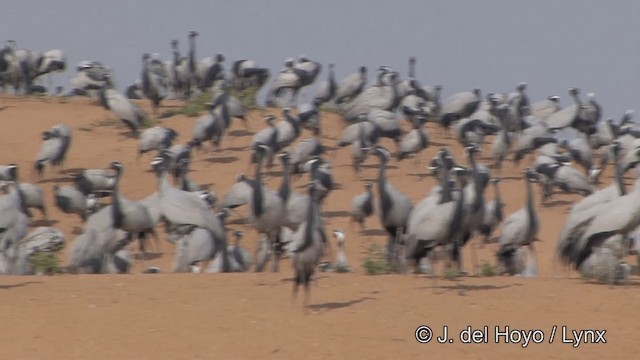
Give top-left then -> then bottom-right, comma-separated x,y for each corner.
528,243 -> 539,277
471,240 -> 479,277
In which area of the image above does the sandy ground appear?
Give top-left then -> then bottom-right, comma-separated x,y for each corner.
0,95 -> 636,359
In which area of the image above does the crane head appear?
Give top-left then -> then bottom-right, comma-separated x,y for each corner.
332,229 -> 345,244
109,161 -> 124,172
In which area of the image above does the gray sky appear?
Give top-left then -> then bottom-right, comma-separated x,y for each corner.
1,0 -> 638,118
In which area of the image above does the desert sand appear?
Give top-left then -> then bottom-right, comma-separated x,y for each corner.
0,95 -> 634,360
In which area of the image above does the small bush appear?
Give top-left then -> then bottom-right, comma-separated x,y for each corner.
320,105 -> 343,115
230,87 -> 260,110
29,251 -> 61,275
96,118 -> 118,127
480,260 -> 497,277
444,268 -> 459,279
334,264 -> 351,273
180,91 -> 212,117
141,116 -> 157,128
362,243 -> 392,275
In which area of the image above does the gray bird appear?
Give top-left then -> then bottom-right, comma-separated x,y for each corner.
66,204 -> 130,274
138,127 -> 178,158
530,95 -> 561,120
228,230 -> 253,272
479,178 -> 504,245
99,85 -> 146,135
350,121 -> 372,175
231,58 -> 270,92
75,166 -> 117,196
535,163 -> 594,203
350,182 -> 374,231
342,70 -> 401,121
250,115 -> 279,168
0,227 -> 65,275
277,152 -> 308,230
141,53 -> 163,116
313,63 -> 336,104
440,88 -> 482,131
555,149 -> 628,269
109,161 -> 159,258
496,169 -> 540,276
175,158 -> 202,192
34,129 -> 68,178
490,105 -> 512,170
290,181 -> 325,309
249,145 -> 286,272
397,116 -> 429,162
267,57 -> 314,106
276,108 -> 302,150
0,166 -> 32,273
332,229 -> 349,272
53,184 -> 98,221
335,66 -> 367,105
568,176 -> 640,272
371,146 -> 413,270
219,174 -> 254,210
10,182 -> 47,220
153,153 -> 230,272
291,128 -> 324,174
544,87 -> 582,131
337,119 -> 380,148
406,162 -> 467,274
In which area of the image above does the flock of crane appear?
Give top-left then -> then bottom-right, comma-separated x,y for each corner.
1,31 -> 638,306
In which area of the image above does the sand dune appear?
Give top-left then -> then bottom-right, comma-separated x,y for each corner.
0,95 -> 634,359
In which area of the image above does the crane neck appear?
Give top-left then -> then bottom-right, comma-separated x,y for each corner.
525,176 -> 536,222
252,154 -> 264,217
614,154 -> 626,196
439,166 -> 453,204
278,159 -> 291,203
408,60 -> 415,78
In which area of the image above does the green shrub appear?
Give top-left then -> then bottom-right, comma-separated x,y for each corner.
319,105 -> 343,115
362,243 -> 392,275
230,87 -> 260,110
179,91 -> 213,117
480,260 -> 497,277
334,263 -> 351,273
444,268 -> 459,279
29,251 -> 60,275
141,116 -> 157,128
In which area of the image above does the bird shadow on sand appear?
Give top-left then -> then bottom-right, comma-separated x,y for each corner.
204,156 -> 240,164
576,278 -> 640,288
361,163 -> 397,170
424,282 -> 522,294
360,229 -> 388,237
224,145 -> 249,152
266,170 -> 284,177
30,219 -> 59,227
323,210 -> 350,218
37,176 -> 73,184
229,130 -> 253,137
0,281 -> 42,290
542,199 -> 573,207
497,175 -> 522,181
308,296 -> 375,312
117,131 -> 138,139
132,252 -> 163,261
58,168 -> 85,175
406,172 -> 429,179
228,217 -> 248,225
